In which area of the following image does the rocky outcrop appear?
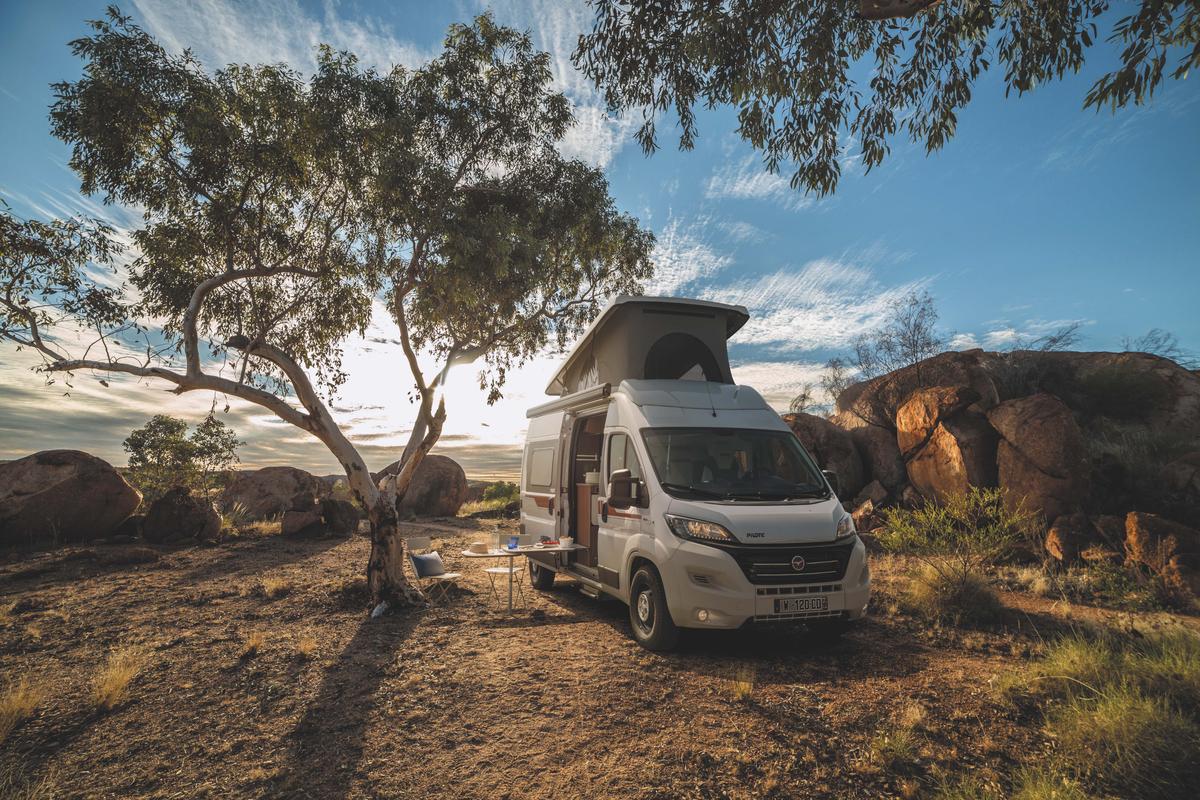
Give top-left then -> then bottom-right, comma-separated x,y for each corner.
987,393 -> 1088,522
376,455 -> 469,517
0,450 -> 141,546
1045,512 -> 1101,564
896,387 -> 997,501
142,487 -> 221,544
837,349 -> 1002,428
844,423 -> 907,491
221,467 -> 326,520
783,412 -> 864,500
1125,512 -> 1200,597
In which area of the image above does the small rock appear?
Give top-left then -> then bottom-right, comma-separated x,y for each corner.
142,488 -> 221,544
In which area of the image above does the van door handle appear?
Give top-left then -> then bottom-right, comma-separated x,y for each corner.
600,500 -> 608,523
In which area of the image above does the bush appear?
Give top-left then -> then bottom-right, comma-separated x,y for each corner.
1074,365 -> 1169,420
906,561 -> 1003,625
0,677 -> 45,745
123,413 -> 242,504
482,481 -> 519,502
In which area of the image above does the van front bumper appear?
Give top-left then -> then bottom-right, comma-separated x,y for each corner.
659,536 -> 871,630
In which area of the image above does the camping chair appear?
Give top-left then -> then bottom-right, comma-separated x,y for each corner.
405,536 -> 461,604
484,563 -> 526,610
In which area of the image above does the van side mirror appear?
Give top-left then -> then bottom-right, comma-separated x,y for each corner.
822,469 -> 840,498
608,469 -> 633,509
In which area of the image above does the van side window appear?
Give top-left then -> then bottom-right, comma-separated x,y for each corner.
525,445 -> 555,491
607,433 -> 642,481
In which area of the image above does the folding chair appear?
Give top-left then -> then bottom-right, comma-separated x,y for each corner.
405,535 -> 461,604
484,563 -> 526,610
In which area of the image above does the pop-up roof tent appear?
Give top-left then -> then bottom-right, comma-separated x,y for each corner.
546,296 -> 750,396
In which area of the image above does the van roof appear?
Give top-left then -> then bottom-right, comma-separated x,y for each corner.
546,296 -> 750,395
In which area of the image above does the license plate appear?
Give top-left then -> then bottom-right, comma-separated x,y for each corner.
774,596 -> 829,614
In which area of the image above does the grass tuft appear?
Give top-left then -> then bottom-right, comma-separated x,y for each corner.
1009,766 -> 1089,800
240,631 -> 267,659
905,561 -> 1003,625
0,761 -> 55,800
1047,687 -> 1200,799
0,677 -> 46,745
252,575 -> 292,600
92,647 -> 146,711
730,663 -> 755,702
294,634 -> 318,660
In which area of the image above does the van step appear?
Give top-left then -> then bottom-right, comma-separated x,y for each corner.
579,584 -> 601,599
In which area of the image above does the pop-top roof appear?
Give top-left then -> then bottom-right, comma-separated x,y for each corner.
545,296 -> 750,396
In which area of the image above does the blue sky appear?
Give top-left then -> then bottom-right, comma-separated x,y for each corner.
2,1 -> 1198,479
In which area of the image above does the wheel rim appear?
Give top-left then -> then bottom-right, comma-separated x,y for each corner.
634,588 -> 654,635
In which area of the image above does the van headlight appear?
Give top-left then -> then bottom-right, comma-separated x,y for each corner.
835,512 -> 855,542
665,514 -> 738,543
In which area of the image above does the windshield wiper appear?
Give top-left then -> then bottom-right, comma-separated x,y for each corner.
660,482 -> 731,500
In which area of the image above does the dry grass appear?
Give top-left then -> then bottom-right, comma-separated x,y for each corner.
0,677 -> 46,745
294,634 -> 319,660
905,561 -> 1002,625
240,631 -> 267,659
0,761 -> 56,800
730,663 -> 756,702
239,520 -> 281,537
253,575 -> 293,600
868,702 -> 925,772
92,647 -> 146,711
1009,767 -> 1089,800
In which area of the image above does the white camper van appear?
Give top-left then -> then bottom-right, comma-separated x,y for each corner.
521,296 -> 870,650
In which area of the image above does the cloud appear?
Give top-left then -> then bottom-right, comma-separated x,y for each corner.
730,360 -> 831,411
717,220 -> 769,244
644,217 -> 733,295
705,157 -> 815,211
711,259 -> 931,352
130,0 -> 434,74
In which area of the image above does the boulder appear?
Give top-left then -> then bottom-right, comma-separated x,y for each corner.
851,498 -> 881,532
852,479 -> 889,509
844,422 -> 907,491
987,393 -> 1088,522
1045,512 -> 1100,564
0,450 -> 141,547
375,454 -> 469,517
895,386 -> 981,457
281,508 -> 325,537
320,498 -> 360,536
221,467 -> 326,520
783,413 -> 865,500
142,487 -> 221,544
836,349 -> 1002,427
1124,512 -> 1200,597
111,513 -> 145,540
1163,452 -> 1200,501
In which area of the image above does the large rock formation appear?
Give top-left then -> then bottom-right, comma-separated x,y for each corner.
376,454 -> 469,517
782,412 -> 864,499
0,450 -> 140,546
987,393 -> 1089,522
896,387 -> 997,501
221,466 -> 326,520
837,349 -> 1002,428
142,487 -> 221,544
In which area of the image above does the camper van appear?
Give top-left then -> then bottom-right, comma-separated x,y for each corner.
521,296 -> 871,651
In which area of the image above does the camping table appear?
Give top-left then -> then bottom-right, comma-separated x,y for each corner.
461,544 -> 582,613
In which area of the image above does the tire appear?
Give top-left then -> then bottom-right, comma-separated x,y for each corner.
807,617 -> 853,641
628,565 -> 680,651
529,559 -> 555,590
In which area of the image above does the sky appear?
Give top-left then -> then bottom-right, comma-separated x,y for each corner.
1,0 -> 1198,480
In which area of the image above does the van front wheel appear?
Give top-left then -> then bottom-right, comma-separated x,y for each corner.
628,566 -> 679,651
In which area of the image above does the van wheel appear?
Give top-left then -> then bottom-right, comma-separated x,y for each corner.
628,565 -> 679,651
529,560 -> 555,590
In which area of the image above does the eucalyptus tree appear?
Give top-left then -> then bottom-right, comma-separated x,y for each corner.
575,0 -> 1200,196
1,10 -> 652,608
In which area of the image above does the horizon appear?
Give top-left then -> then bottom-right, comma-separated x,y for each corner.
2,0 -> 1198,480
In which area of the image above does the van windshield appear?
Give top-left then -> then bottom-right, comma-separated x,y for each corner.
641,428 -> 830,502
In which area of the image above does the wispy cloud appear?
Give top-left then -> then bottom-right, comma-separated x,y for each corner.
950,318 -> 1094,351
730,360 -> 830,411
130,0 -> 434,73
712,259 -> 931,352
645,216 -> 732,295
717,219 -> 769,244
705,156 -> 815,211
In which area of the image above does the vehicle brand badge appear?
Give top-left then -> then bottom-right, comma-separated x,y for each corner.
791,555 -> 806,572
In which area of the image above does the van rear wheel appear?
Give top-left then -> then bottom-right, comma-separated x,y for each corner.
529,560 -> 555,590
628,566 -> 679,651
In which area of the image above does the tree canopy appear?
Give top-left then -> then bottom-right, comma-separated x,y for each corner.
1,8 -> 653,607
575,1 -> 1200,196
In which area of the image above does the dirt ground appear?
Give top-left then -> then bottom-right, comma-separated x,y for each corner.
2,520 -> 1196,799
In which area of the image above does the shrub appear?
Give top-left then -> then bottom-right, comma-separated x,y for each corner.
1074,365 -> 1169,420
92,647 -> 145,711
1048,687 -> 1200,799
0,677 -> 45,745
906,562 -> 1002,625
1009,767 -> 1088,800
240,631 -> 266,659
123,413 -> 242,504
483,481 -> 519,502
220,501 -> 251,535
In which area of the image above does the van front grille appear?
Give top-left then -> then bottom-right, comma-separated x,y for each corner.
716,542 -> 855,585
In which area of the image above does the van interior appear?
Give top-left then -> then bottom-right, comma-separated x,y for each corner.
569,413 -> 605,567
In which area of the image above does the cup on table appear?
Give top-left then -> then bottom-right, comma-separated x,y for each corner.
507,535 -> 519,550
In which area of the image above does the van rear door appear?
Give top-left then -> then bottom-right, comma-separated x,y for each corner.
522,439 -> 558,541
